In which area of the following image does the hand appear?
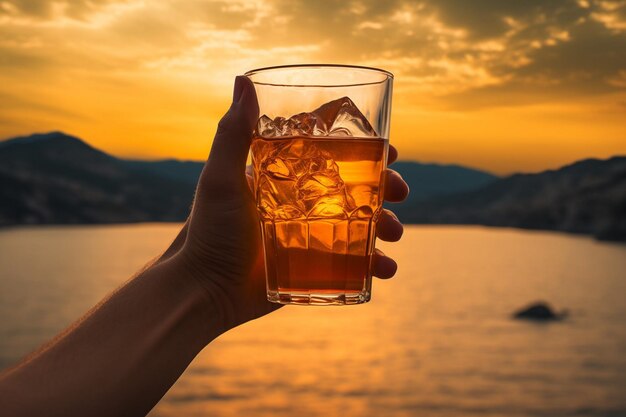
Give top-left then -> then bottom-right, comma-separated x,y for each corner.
166,76 -> 409,331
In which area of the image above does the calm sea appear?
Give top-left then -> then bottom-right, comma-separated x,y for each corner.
0,225 -> 625,417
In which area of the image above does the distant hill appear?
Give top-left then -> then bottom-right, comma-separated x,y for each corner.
394,156 -> 626,241
123,159 -> 203,184
0,132 -> 497,227
0,132 -> 196,225
1,132 -> 624,241
388,161 -> 498,204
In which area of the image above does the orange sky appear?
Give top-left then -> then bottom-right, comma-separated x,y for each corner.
0,0 -> 625,174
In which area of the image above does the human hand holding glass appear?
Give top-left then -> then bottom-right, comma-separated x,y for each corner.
173,74 -> 408,324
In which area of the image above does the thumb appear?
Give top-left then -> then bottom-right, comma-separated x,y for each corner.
202,76 -> 259,192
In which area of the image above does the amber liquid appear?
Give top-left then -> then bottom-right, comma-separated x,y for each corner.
251,136 -> 388,305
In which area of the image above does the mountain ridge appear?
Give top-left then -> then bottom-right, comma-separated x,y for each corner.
0,132 -> 196,225
1,131 -> 624,241
393,156 -> 626,241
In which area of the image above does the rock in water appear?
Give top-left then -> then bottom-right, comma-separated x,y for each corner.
513,302 -> 565,321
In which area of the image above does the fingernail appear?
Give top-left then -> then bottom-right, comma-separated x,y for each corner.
233,76 -> 245,103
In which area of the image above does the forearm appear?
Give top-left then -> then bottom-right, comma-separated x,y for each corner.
0,254 -> 221,417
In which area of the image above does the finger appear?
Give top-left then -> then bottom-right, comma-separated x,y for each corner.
376,209 -> 403,242
387,144 -> 398,165
372,248 -> 397,279
384,169 -> 410,202
201,76 -> 259,193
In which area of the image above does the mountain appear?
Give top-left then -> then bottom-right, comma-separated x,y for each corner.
1,132 -> 624,242
394,156 -> 626,241
0,132 -> 496,227
0,132 -> 197,225
388,161 -> 498,204
123,159 -> 203,184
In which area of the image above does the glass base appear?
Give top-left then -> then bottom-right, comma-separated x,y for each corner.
268,290 -> 370,306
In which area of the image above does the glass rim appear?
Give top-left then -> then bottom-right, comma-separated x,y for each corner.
244,64 -> 394,88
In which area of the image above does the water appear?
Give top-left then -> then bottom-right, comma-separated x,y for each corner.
1,225 -> 625,416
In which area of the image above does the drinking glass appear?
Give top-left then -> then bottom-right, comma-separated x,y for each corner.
246,64 -> 393,305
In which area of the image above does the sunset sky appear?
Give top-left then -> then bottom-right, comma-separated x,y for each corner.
0,0 -> 625,174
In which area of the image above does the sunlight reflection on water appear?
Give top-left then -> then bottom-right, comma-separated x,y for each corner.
0,225 -> 625,416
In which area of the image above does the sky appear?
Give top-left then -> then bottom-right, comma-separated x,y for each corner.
0,0 -> 625,174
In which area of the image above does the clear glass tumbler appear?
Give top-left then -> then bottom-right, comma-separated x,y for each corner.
246,64 -> 393,305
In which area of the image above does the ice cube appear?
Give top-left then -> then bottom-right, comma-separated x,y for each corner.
350,205 -> 374,219
273,116 -> 287,128
262,157 -> 292,180
277,139 -> 321,160
329,104 -> 376,137
283,158 -> 309,178
256,175 -> 279,217
308,193 -> 349,219
297,167 -> 348,215
253,97 -> 377,220
275,141 -> 338,179
251,136 -> 279,171
307,156 -> 326,173
312,97 -> 377,137
255,115 -> 278,137
296,170 -> 344,202
283,112 -> 325,136
256,173 -> 303,219
254,96 -> 377,138
307,155 -> 338,173
346,184 -> 377,208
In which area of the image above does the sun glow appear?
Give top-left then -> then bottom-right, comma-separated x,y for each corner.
0,0 -> 624,174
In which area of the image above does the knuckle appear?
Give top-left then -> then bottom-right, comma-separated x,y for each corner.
216,110 -> 249,138
216,112 -> 235,135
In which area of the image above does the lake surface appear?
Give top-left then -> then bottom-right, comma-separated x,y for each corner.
1,225 -> 625,416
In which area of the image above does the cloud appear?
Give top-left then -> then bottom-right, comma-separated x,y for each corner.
0,91 -> 89,121
0,0 -> 624,144
0,0 -> 132,20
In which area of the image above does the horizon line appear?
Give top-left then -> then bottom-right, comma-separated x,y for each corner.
2,130 -> 624,178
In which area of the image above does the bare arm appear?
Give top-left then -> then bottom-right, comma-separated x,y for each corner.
0,255 -> 218,417
0,76 -> 408,417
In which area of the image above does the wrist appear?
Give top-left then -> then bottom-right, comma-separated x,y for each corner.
165,249 -> 234,339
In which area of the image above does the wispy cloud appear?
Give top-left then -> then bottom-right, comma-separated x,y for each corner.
1,0 -> 624,96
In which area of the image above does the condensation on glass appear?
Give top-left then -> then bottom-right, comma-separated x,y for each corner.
246,65 -> 393,305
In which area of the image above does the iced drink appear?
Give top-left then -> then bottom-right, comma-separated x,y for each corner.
251,97 -> 388,305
